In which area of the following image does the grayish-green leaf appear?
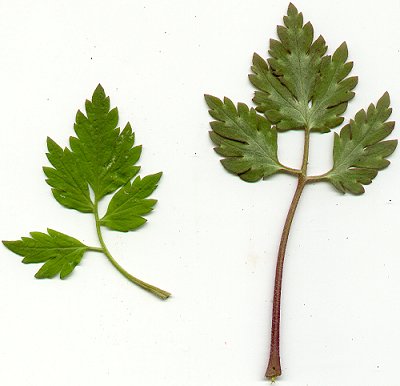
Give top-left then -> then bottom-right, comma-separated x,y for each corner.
205,95 -> 282,182
309,42 -> 358,131
3,229 -> 88,279
325,93 -> 397,194
204,3 -> 397,379
101,172 -> 162,232
249,3 -> 356,132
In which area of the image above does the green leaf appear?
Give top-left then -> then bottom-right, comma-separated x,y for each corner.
101,172 -> 162,232
69,84 -> 142,200
205,95 -> 282,182
309,42 -> 358,131
44,137 -> 93,213
204,4 -> 397,379
249,3 -> 356,132
46,84 -> 141,208
3,84 -> 169,299
325,93 -> 397,194
3,229 -> 88,279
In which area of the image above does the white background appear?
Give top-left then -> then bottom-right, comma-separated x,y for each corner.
0,1 -> 399,385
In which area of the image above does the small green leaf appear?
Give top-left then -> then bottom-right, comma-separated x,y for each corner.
3,85 -> 170,299
3,229 -> 88,279
309,42 -> 358,131
325,92 -> 397,194
69,84 -> 141,200
44,137 -> 93,213
205,95 -> 282,182
101,172 -> 162,232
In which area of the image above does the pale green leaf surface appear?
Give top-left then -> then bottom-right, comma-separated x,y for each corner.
309,42 -> 358,131
205,95 -> 282,182
249,3 -> 356,132
325,93 -> 397,194
3,229 -> 88,279
101,172 -> 162,232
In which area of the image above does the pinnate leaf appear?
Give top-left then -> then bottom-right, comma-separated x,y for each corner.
2,85 -> 168,298
205,3 -> 397,379
205,95 -> 281,182
101,172 -> 162,232
3,229 -> 89,279
325,93 -> 397,194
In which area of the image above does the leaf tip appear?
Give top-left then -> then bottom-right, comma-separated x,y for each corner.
204,94 -> 221,109
287,2 -> 298,15
95,83 -> 105,94
154,171 -> 163,181
34,270 -> 44,279
377,92 -> 390,110
92,83 -> 106,101
252,52 -> 261,62
46,136 -> 58,150
333,42 -> 348,62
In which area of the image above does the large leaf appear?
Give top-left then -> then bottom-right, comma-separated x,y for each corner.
3,229 -> 88,279
249,3 -> 356,132
101,173 -> 162,232
325,93 -> 397,194
205,95 -> 282,182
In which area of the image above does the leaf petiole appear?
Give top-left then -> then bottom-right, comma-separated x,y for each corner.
266,128 -> 310,378
93,200 -> 171,300
87,246 -> 104,253
280,164 -> 302,176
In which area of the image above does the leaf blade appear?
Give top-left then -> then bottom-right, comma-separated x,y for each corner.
44,137 -> 94,213
250,3 -> 328,131
205,95 -> 283,182
325,93 -> 397,194
100,173 -> 162,232
68,84 -> 141,199
3,229 -> 89,279
309,42 -> 358,131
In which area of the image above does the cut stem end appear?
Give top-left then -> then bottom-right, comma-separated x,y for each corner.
266,354 -> 282,379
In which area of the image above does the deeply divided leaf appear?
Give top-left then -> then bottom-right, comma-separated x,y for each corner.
4,85 -> 165,290
3,229 -> 88,279
204,3 -> 397,379
249,3 -> 357,132
310,43 -> 358,131
45,84 -> 142,210
325,93 -> 397,194
44,138 -> 93,213
101,172 -> 162,232
205,95 -> 282,182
